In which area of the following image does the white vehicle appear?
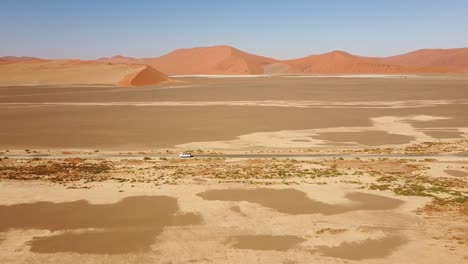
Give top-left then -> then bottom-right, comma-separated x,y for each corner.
179,153 -> 193,158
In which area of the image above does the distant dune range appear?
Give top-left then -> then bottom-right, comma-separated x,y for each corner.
1,46 -> 467,86
97,46 -> 468,75
0,56 -> 42,62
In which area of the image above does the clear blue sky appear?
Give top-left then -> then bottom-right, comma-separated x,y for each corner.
1,0 -> 467,59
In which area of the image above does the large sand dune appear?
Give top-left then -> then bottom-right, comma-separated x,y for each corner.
284,50 -> 412,74
139,45 -> 277,75
0,60 -> 169,87
381,48 -> 468,73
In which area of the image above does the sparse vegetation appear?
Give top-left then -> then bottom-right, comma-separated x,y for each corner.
0,155 -> 466,215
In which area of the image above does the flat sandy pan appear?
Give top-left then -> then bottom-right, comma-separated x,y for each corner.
1,76 -> 467,150
0,104 -> 467,149
2,76 -> 468,103
0,181 -> 465,263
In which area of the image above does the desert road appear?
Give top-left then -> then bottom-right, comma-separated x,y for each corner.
2,153 -> 468,160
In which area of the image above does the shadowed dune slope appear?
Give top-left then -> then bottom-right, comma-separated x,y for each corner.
0,60 -> 168,87
118,65 -> 169,86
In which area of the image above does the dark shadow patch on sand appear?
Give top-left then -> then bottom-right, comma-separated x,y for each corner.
291,139 -> 311,142
444,169 -> 468,177
315,131 -> 414,146
424,131 -> 464,139
197,189 -> 403,215
192,177 -> 208,183
316,235 -> 407,260
0,196 -> 202,254
28,229 -> 159,254
358,225 -> 402,233
230,205 -> 242,213
228,235 -> 306,251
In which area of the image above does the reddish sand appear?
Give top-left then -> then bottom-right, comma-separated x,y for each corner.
126,46 -> 468,75
2,46 -> 467,77
141,46 -> 467,75
381,48 -> 468,73
117,65 -> 168,86
0,60 -> 168,87
284,51 -> 411,74
140,45 -> 277,75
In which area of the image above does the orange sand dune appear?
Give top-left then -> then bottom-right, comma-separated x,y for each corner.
381,48 -> 468,73
284,50 -> 415,74
140,45 -> 277,75
0,60 -> 168,87
117,65 -> 169,86
138,46 -> 467,75
3,46 -> 468,77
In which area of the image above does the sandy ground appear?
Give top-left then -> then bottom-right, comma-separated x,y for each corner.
0,61 -> 169,87
0,76 -> 467,263
0,156 -> 466,263
0,76 -> 467,150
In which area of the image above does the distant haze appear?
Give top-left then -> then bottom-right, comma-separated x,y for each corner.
1,0 -> 468,59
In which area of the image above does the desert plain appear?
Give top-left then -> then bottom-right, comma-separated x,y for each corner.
2,0 -> 468,260
0,74 -> 467,263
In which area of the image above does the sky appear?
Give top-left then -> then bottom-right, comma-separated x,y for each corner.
1,0 -> 468,59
